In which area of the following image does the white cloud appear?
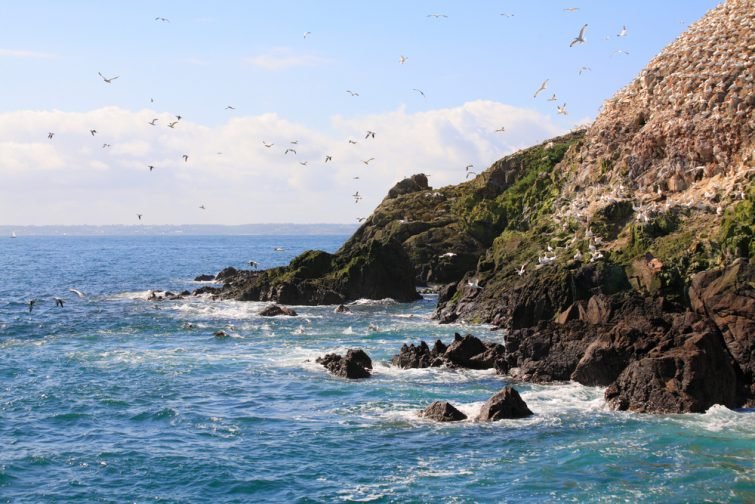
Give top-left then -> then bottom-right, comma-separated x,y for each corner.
0,102 -> 565,225
0,48 -> 54,59
244,48 -> 329,70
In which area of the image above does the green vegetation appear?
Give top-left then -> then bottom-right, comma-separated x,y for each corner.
719,183 -> 754,258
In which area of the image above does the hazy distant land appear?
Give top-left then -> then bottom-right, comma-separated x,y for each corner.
1,223 -> 358,237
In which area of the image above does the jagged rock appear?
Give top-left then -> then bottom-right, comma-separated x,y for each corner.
391,335 -> 503,370
215,267 -> 239,282
444,333 -> 488,368
334,304 -> 352,314
477,387 -> 533,421
605,327 -> 739,413
194,286 -> 221,296
194,274 -> 215,281
392,340 -> 443,369
571,335 -> 631,386
259,304 -> 298,317
213,330 -> 228,338
384,174 -> 429,200
585,294 -> 612,325
420,401 -> 467,422
316,348 -> 372,379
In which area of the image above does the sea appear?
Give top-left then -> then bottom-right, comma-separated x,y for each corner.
1,235 -> 753,503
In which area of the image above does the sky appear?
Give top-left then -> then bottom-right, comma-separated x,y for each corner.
0,0 -> 719,226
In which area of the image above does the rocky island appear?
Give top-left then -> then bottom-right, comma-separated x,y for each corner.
200,0 -> 753,413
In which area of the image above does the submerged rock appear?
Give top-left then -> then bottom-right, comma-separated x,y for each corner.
420,401 -> 467,422
316,348 -> 372,379
334,304 -> 352,314
194,274 -> 215,281
259,304 -> 298,317
477,387 -> 533,421
391,333 -> 504,370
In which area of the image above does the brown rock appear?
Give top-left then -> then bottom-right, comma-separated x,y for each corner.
316,348 -> 372,379
478,386 -> 533,421
259,304 -> 298,317
586,294 -> 612,325
420,401 -> 467,422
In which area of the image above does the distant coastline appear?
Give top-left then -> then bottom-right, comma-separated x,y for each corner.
0,223 -> 358,237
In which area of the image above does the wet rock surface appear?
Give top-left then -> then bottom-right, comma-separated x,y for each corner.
316,349 -> 373,379
420,401 -> 467,422
477,387 -> 533,421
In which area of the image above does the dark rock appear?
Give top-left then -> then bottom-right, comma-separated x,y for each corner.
259,304 -> 298,317
213,330 -> 228,338
478,387 -> 533,421
334,304 -> 352,314
316,348 -> 372,379
194,274 -> 215,281
605,327 -> 739,413
392,341 -> 435,369
215,267 -> 239,282
444,333 -> 488,368
571,335 -> 631,386
194,286 -> 221,296
420,401 -> 467,422
384,174 -> 429,201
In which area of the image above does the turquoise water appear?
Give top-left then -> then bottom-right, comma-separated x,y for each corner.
1,235 -> 753,502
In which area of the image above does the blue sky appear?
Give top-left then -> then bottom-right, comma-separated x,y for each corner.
0,0 -> 719,225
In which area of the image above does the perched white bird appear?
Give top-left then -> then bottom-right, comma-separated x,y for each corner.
248,260 -> 258,268
517,264 -> 527,276
573,251 -> 583,262
538,255 -> 556,265
439,252 -> 457,258
570,24 -> 588,47
467,278 -> 482,289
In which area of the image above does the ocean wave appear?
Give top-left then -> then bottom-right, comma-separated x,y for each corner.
674,404 -> 755,436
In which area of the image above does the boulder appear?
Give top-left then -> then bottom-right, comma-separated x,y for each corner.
384,174 -> 429,201
444,333 -> 488,368
334,304 -> 352,314
215,267 -> 239,282
605,327 -> 739,413
213,330 -> 228,339
420,401 -> 467,422
194,274 -> 215,281
259,304 -> 298,317
478,387 -> 533,421
316,348 -> 372,379
392,341 -> 440,369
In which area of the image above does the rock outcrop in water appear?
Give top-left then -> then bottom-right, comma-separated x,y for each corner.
392,333 -> 505,371
200,0 -> 753,413
316,349 -> 373,379
478,387 -> 533,421
420,401 -> 468,422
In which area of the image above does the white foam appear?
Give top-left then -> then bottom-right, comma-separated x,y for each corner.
674,404 -> 755,436
347,298 -> 398,306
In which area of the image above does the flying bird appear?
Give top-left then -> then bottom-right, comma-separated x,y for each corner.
412,88 -> 426,98
362,158 -> 375,165
303,31 -> 311,38
500,13 -> 515,18
324,155 -> 332,162
557,103 -> 568,115
356,217 -> 366,222
427,13 -> 448,18
148,165 -> 154,171
54,297 -> 64,307
299,161 -> 308,166
48,132 -> 54,139
262,141 -> 274,148
290,140 -> 298,144
348,139 -> 358,145
89,129 -> 97,136
102,143 -> 111,148
346,90 -> 359,96
495,127 -> 505,133
284,148 -> 296,155
399,55 -> 408,64
225,105 -> 236,110
517,263 -> 527,276
248,260 -> 258,268
617,25 -> 628,37
352,191 -> 362,203
365,130 -> 376,139
547,93 -> 558,102
570,24 -> 588,47
28,299 -> 36,312
137,214 -> 143,221
98,72 -> 119,83
467,278 -> 482,290
182,154 -> 189,162
155,17 -> 169,22
563,7 -> 580,12
168,121 -> 178,128
533,79 -> 549,98
612,49 -> 630,56
69,288 -> 85,298
176,115 -> 182,121
465,164 -> 474,171
579,66 -> 591,75
466,171 -> 478,178
148,118 -> 158,125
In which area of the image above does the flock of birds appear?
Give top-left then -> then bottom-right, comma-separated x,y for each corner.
26,7 -> 643,311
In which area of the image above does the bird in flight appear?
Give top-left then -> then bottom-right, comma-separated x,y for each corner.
54,297 -> 64,307
182,154 -> 189,162
465,164 -> 474,171
324,155 -> 332,162
199,205 -> 206,210
612,49 -> 630,56
533,79 -> 549,98
352,191 -> 362,203
412,88 -> 426,98
168,121 -> 179,128
303,31 -> 311,38
98,72 -> 119,83
137,213 -> 143,221
28,300 -> 36,312
290,140 -> 298,145
617,25 -> 628,37
155,17 -> 169,22
570,24 -> 588,46
102,143 -> 111,148
69,288 -> 85,298
547,93 -> 558,102
176,115 -> 182,121
348,139 -> 358,145
427,13 -> 448,18
148,118 -> 158,126
579,66 -> 591,75
495,127 -> 505,133
563,7 -> 580,12
557,103 -> 568,115
362,158 -> 375,165
48,132 -> 54,139
148,165 -> 154,171
300,161 -> 308,166
466,171 -> 478,178
346,90 -> 359,96
262,141 -> 274,148
284,148 -> 296,155
399,55 -> 408,64
517,263 -> 527,276
89,129 -> 97,136
225,105 -> 236,110
248,260 -> 258,268
365,130 -> 376,139
356,217 -> 366,223
500,13 -> 514,18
